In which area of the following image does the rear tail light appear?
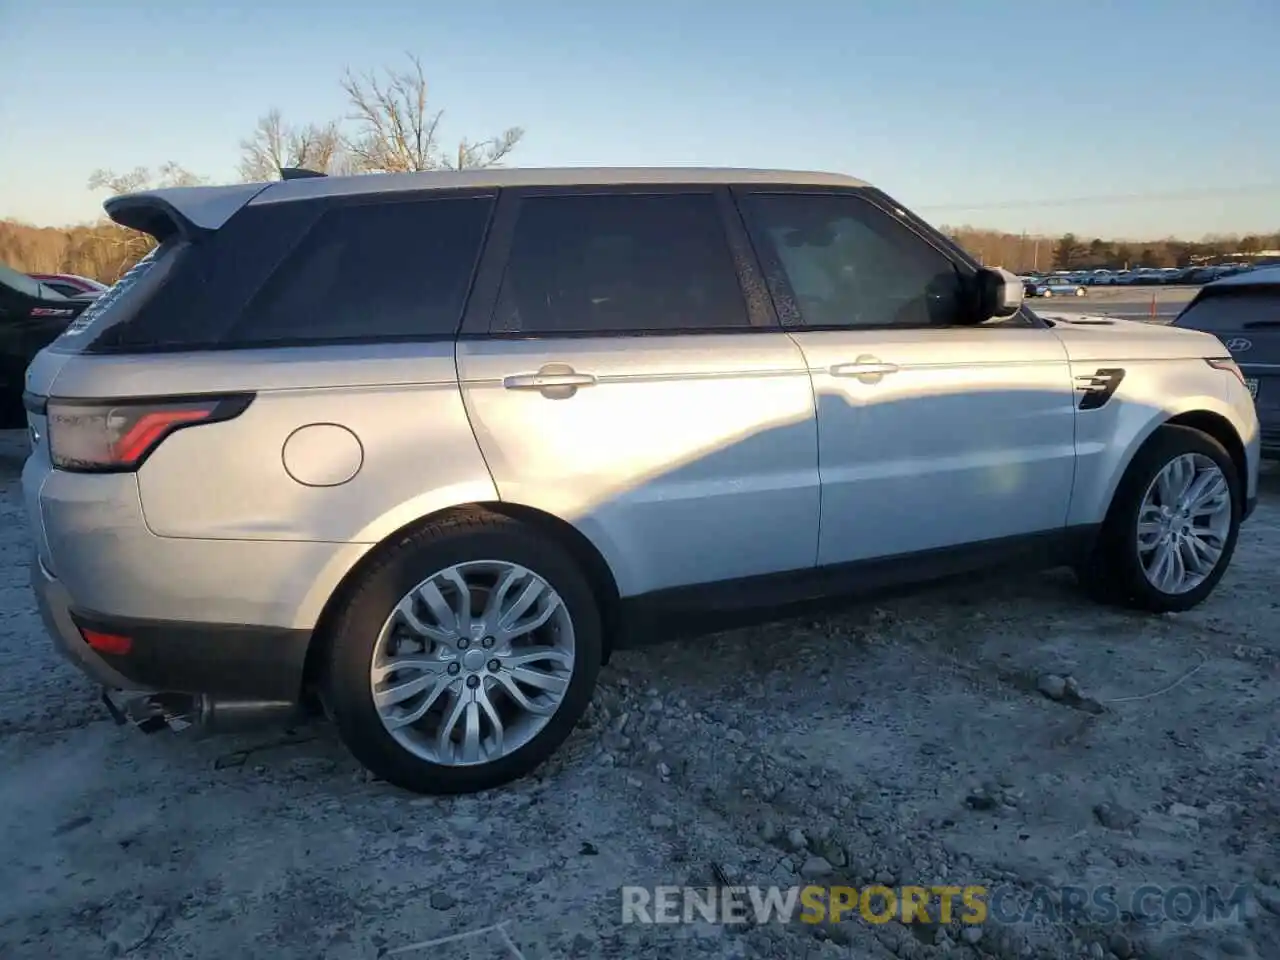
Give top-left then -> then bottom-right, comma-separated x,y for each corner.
1206,357 -> 1246,387
80,628 -> 133,655
46,394 -> 253,472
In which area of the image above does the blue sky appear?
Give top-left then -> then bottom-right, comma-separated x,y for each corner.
1,0 -> 1277,239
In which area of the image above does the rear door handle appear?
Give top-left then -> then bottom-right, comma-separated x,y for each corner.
830,355 -> 900,380
503,364 -> 598,398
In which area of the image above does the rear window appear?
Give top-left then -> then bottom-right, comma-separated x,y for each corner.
1175,289 -> 1280,332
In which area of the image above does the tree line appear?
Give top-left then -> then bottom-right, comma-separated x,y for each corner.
944,225 -> 1280,275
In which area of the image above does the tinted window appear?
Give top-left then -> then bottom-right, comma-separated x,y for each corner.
741,193 -> 964,329
228,195 -> 493,344
1176,290 -> 1280,332
492,193 -> 750,335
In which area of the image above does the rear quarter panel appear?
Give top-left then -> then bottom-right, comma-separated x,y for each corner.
45,343 -> 499,544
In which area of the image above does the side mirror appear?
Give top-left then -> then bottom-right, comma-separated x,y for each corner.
975,267 -> 1024,320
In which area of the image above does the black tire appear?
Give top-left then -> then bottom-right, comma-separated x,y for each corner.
1077,425 -> 1241,612
322,509 -> 602,794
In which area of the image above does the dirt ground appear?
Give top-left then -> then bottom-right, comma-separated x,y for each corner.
0,433 -> 1277,960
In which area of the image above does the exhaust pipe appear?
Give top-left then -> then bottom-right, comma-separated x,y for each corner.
110,689 -> 299,735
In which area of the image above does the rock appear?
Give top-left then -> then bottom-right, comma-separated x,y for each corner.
1063,675 -> 1082,698
1037,673 -> 1068,700
760,820 -> 782,843
965,789 -> 999,811
1219,937 -> 1251,957
649,814 -> 674,830
787,828 -> 809,851
1088,943 -> 1104,960
601,731 -> 631,752
429,890 -> 455,910
1094,802 -> 1139,831
800,856 -> 834,879
1168,802 -> 1203,820
814,837 -> 847,867
656,762 -> 672,779
725,728 -> 747,745
1255,884 -> 1280,915
646,699 -> 664,714
961,926 -> 983,945
1108,931 -> 1134,959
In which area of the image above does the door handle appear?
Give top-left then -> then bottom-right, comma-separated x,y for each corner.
830,355 -> 900,381
503,364 -> 597,398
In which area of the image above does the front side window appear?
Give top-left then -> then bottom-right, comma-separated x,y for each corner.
740,193 -> 966,329
492,192 -> 751,335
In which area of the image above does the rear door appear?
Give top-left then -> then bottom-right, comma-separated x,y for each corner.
1174,282 -> 1280,445
455,185 -> 820,597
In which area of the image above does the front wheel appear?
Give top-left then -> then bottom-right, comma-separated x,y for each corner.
323,510 -> 602,794
1077,425 -> 1240,612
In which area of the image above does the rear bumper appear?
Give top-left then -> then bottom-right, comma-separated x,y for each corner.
32,554 -> 312,700
32,553 -> 139,691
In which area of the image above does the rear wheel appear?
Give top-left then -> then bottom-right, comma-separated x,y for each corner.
323,510 -> 602,794
1042,289 -> 1053,298
1075,286 -> 1087,297
1077,425 -> 1240,612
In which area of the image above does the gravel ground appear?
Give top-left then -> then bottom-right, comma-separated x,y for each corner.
1,432 -> 1277,960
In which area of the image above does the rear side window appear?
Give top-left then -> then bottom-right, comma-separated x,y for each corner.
226,195 -> 493,345
1176,290 -> 1280,332
55,244 -> 177,346
491,192 -> 751,335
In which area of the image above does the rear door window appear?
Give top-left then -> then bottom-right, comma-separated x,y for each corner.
491,192 -> 752,335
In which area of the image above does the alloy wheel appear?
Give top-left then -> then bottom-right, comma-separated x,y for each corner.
369,560 -> 576,766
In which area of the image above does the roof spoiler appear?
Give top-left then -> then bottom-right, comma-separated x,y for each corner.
103,182 -> 272,241
279,167 -> 327,180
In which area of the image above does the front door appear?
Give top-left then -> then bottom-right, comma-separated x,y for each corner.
735,189 -> 1077,567
456,186 -> 821,598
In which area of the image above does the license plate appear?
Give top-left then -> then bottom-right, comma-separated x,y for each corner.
1245,378 -> 1259,399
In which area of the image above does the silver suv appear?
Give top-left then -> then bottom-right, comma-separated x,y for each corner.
21,168 -> 1260,794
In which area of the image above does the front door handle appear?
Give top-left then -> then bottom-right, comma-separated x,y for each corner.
830,355 -> 900,383
503,363 -> 598,399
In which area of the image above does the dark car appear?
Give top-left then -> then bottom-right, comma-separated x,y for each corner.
0,263 -> 94,424
1172,265 -> 1280,458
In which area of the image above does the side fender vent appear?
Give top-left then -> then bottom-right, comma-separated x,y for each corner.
1076,368 -> 1126,410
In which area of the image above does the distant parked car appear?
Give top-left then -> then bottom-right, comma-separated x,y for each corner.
0,263 -> 95,423
1031,278 -> 1087,298
1172,265 -> 1280,459
27,273 -> 108,299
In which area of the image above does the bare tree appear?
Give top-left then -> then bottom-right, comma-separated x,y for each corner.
238,109 -> 346,181
341,54 -> 523,173
88,162 -> 206,196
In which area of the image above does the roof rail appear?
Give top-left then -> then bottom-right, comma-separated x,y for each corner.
278,167 -> 327,181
